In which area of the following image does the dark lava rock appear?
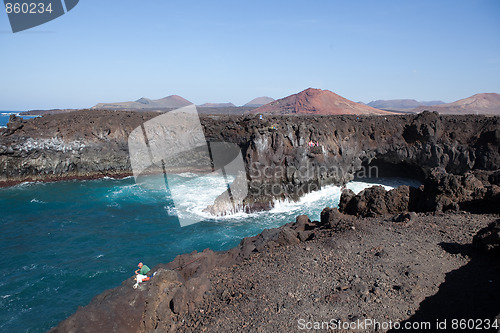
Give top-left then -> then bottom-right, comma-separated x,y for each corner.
293,214 -> 313,231
49,268 -> 180,333
2,112 -> 499,214
320,207 -> 352,231
393,212 -> 418,223
338,185 -> 420,217
339,168 -> 500,216
402,111 -> 443,144
489,171 -> 500,185
420,168 -> 492,213
473,219 -> 500,255
338,189 -> 356,213
6,114 -> 24,134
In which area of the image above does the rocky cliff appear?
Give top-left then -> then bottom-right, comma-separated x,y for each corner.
1,111 -> 499,214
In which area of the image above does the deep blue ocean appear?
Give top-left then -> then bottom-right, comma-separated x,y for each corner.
0,114 -> 421,332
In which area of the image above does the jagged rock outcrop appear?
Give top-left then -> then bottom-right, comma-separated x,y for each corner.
338,185 -> 420,217
418,168 -> 497,212
203,171 -> 248,216
473,220 -> 500,256
338,168 -> 500,217
5,114 -> 25,134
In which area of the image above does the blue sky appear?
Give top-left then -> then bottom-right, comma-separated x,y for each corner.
1,0 -> 499,110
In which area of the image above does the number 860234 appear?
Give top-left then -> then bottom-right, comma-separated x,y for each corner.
5,2 -> 54,14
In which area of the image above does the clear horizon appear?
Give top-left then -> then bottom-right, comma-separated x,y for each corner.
1,0 -> 499,110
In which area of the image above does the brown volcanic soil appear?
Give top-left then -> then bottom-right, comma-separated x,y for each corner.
176,213 -> 500,333
412,93 -> 500,115
250,88 -> 395,115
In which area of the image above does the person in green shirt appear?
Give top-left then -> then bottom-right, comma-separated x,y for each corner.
135,262 -> 150,276
133,262 -> 151,289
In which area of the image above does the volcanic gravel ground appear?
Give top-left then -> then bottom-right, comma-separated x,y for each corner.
176,212 -> 500,332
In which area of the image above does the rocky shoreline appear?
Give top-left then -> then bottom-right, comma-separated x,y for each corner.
1,111 -> 499,213
49,190 -> 500,332
1,110 -> 499,332
47,159 -> 500,332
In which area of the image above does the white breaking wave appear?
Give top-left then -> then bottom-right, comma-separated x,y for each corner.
129,174 -> 420,224
177,172 -> 200,178
179,180 -> 400,222
163,205 -> 177,216
270,185 -> 342,214
170,173 -> 250,221
102,175 -> 134,181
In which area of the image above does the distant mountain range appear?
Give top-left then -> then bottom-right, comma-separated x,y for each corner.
34,91 -> 499,116
250,88 -> 393,115
92,95 -> 192,110
410,93 -> 500,115
244,97 -> 275,107
367,99 -> 445,111
92,96 -> 274,110
199,102 -> 236,108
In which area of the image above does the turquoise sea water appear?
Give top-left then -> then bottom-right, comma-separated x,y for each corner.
0,172 -> 420,333
0,111 -> 38,127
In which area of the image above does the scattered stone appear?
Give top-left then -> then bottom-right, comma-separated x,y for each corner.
393,212 -> 417,223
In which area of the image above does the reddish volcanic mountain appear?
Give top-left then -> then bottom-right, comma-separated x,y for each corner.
411,93 -> 500,115
250,88 -> 394,115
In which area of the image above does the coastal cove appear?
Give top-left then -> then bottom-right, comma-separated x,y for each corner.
2,1 -> 500,330
1,111 -> 499,332
0,176 -> 417,333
